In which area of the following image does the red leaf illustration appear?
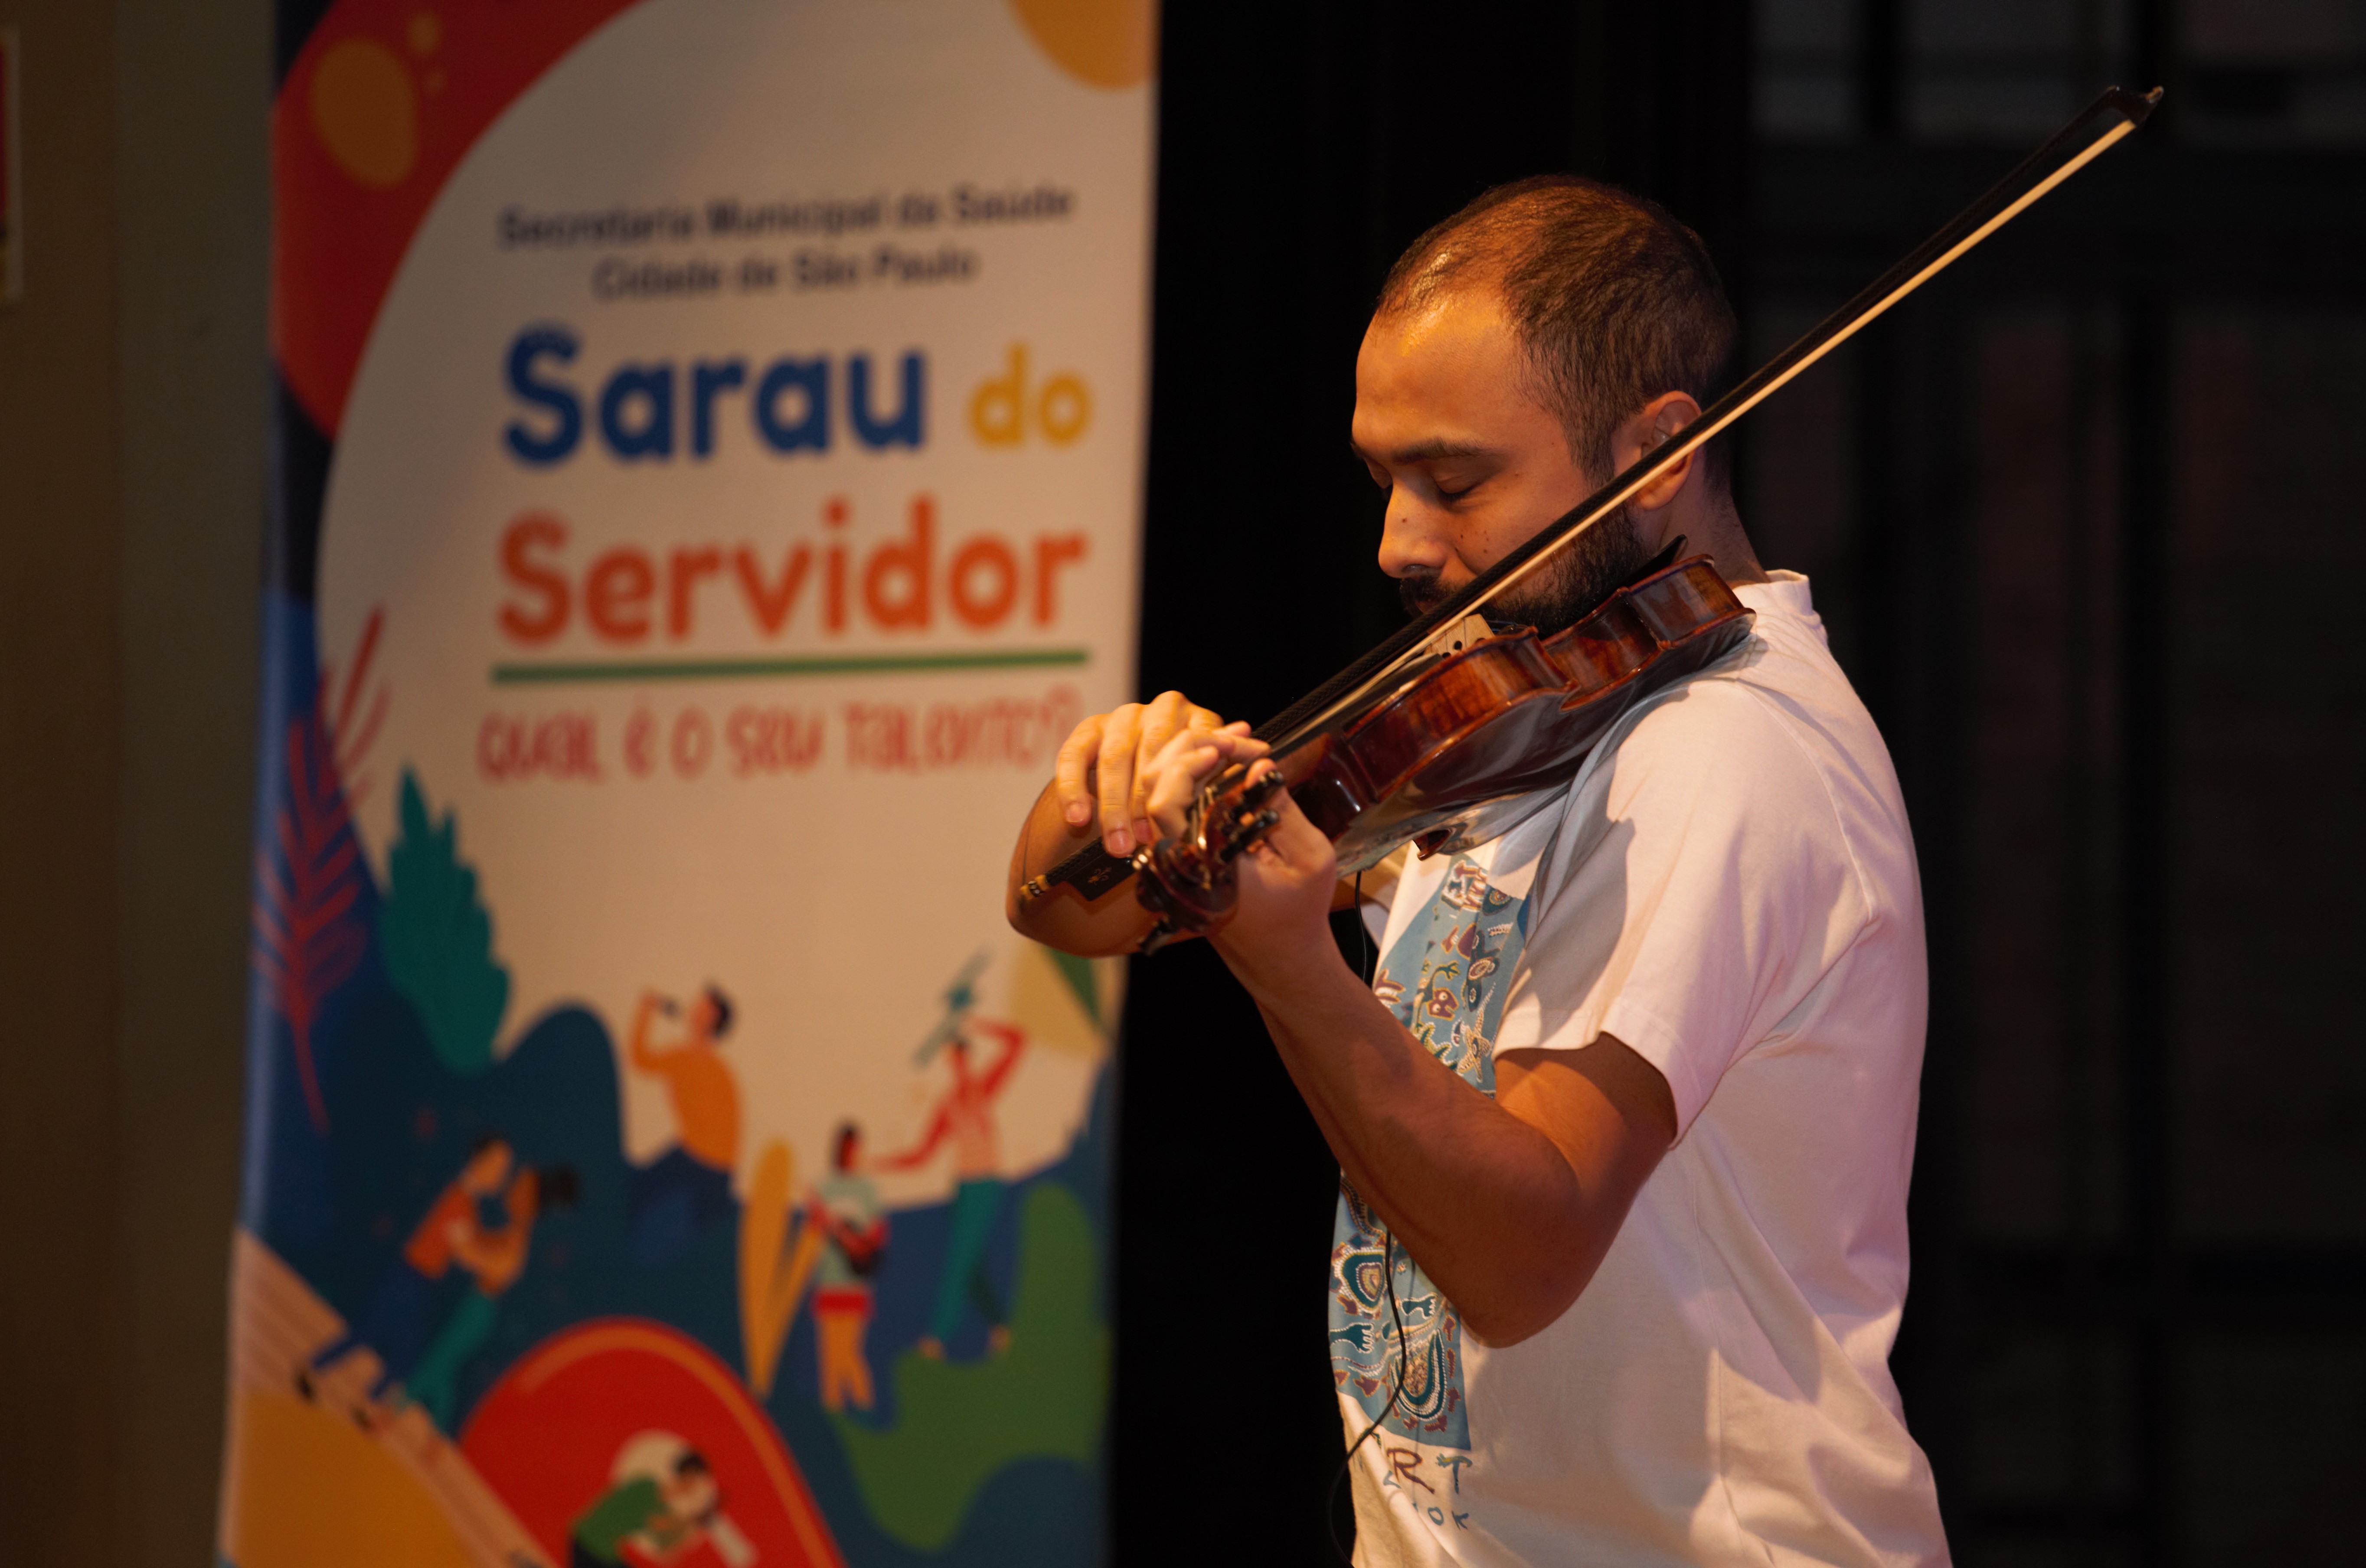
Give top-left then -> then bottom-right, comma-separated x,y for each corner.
251,608 -> 386,1132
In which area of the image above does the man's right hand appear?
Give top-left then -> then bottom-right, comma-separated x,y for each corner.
1050,690 -> 1242,859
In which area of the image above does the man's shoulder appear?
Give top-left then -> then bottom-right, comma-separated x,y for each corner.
1611,612 -> 1897,820
1554,625 -> 1912,922
1601,659 -> 1832,812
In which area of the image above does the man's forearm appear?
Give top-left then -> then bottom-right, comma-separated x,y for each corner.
1232,946 -> 1600,1346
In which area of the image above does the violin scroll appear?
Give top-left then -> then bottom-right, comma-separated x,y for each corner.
1131,767 -> 1287,954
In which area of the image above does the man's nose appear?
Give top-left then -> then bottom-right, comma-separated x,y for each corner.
1376,493 -> 1452,580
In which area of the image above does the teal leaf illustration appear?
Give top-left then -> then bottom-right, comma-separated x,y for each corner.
832,1183 -> 1108,1548
1046,946 -> 1100,1028
380,768 -> 509,1075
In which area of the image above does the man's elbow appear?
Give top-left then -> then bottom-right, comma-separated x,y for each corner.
1458,1227 -> 1612,1348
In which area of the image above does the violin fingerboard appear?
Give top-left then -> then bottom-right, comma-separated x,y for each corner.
1043,838 -> 1137,900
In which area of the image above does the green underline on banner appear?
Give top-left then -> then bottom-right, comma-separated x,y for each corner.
489,648 -> 1093,685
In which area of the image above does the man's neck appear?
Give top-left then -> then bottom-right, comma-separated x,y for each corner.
1650,486 -> 1767,587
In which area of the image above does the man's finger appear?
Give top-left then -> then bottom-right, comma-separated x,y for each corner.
1095,704 -> 1145,856
1146,712 -> 1242,836
1144,735 -> 1226,836
1052,714 -> 1106,826
1132,691 -> 1195,771
1143,748 -> 1205,837
1143,731 -> 1273,839
1131,692 -> 1204,822
1131,692 -> 1199,844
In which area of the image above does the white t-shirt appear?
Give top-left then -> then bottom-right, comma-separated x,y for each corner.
1338,572 -> 1946,1567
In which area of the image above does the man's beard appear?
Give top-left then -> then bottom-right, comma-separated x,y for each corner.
1397,505 -> 1649,635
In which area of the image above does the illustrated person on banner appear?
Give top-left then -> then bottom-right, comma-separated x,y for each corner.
296,1133 -> 516,1417
808,1121 -> 888,1412
626,986 -> 741,1264
876,970 -> 1028,1361
402,1161 -> 580,1433
570,1432 -> 755,1568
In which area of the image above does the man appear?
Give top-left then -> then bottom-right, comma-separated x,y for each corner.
807,1120 -> 888,1411
299,1133 -> 513,1414
569,1441 -> 720,1568
402,1160 -> 579,1432
875,1018 -> 1027,1360
1011,177 -> 1945,1565
627,984 -> 741,1263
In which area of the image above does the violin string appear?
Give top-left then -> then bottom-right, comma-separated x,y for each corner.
1256,86 -> 2154,756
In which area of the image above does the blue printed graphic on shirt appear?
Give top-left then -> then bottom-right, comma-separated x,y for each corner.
1330,856 -> 1528,1450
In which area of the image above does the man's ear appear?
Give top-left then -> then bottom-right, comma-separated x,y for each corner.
1615,392 -> 1704,518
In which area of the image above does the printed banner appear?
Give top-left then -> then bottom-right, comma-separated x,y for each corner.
222,4 -> 1154,1566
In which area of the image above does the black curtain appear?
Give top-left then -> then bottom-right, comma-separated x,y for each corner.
1109,6 -> 1752,1559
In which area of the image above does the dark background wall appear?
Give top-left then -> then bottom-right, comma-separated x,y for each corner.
1114,2 -> 2366,1565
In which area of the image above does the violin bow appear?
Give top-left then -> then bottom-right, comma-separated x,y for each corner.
1035,85 -> 2161,905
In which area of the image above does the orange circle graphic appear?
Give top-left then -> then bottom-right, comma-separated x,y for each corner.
309,37 -> 418,189
1008,0 -> 1156,89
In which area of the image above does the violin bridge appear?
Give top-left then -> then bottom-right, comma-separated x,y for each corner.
1420,611 -> 1497,663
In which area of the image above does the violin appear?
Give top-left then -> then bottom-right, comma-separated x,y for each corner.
1009,87 -> 2159,960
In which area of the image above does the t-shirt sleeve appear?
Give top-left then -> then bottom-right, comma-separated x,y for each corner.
1495,681 -> 1871,1137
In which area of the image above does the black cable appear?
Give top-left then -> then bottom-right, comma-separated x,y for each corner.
1327,871 -> 1411,1564
1355,870 -> 1372,980
1327,1231 -> 1412,1565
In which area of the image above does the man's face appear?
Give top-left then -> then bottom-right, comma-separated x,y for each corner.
1352,290 -> 1641,630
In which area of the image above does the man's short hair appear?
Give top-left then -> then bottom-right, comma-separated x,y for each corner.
1377,175 -> 1739,490
703,984 -> 735,1041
